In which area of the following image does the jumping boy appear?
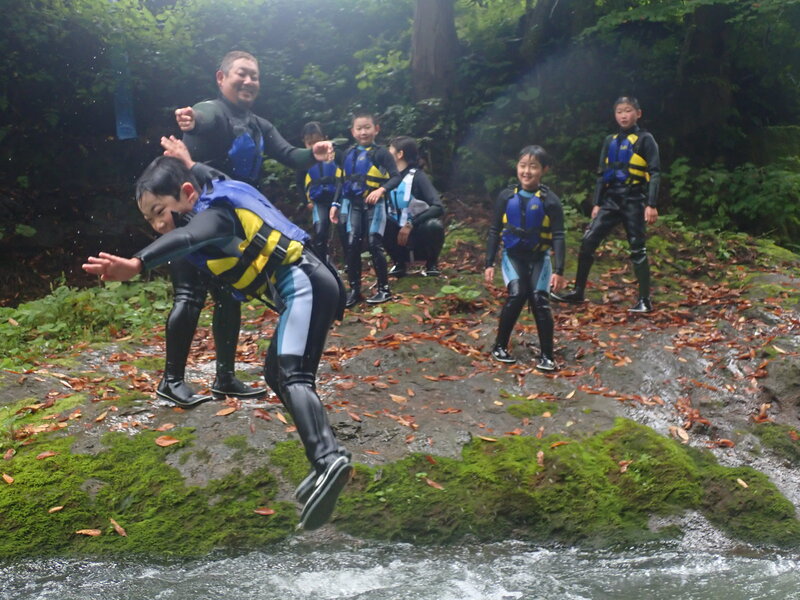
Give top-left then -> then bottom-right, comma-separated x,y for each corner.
83,152 -> 351,531
330,112 -> 399,307
552,96 -> 660,313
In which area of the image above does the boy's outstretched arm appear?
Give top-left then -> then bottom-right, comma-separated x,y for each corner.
82,252 -> 142,282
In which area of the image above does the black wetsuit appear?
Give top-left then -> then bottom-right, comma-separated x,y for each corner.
575,125 -> 660,299
384,166 -> 445,271
486,186 -> 565,358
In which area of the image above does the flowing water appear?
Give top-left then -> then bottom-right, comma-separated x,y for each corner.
3,538 -> 800,600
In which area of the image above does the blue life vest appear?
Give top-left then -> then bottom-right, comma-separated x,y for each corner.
602,132 -> 648,186
501,187 -> 552,253
341,145 -> 388,200
227,131 -> 264,183
187,179 -> 308,301
305,160 -> 339,203
387,169 -> 417,225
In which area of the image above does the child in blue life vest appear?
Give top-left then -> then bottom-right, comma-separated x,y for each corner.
552,96 -> 660,313
83,146 -> 351,531
484,145 -> 566,371
330,112 -> 399,307
382,136 -> 445,277
299,122 -> 343,262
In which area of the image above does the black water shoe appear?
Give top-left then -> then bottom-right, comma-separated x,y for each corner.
156,378 -> 213,408
422,265 -> 441,277
550,289 -> 585,304
345,289 -> 364,308
491,346 -> 516,364
628,297 -> 654,313
211,375 -> 267,400
535,356 -> 557,372
299,455 -> 353,530
388,264 -> 407,278
366,287 -> 392,304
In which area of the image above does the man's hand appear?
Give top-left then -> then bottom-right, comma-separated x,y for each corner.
397,222 -> 412,246
365,187 -> 385,205
550,273 -> 566,293
591,205 -> 600,219
645,206 -> 658,225
484,266 -> 495,285
161,136 -> 195,168
175,107 -> 196,132
330,206 -> 340,225
312,141 -> 334,162
82,253 -> 142,282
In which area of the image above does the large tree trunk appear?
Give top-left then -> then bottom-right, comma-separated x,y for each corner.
411,0 -> 459,101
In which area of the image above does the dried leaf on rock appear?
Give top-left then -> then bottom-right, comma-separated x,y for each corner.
215,407 -> 237,417
155,436 -> 181,447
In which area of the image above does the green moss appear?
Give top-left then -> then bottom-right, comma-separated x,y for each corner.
0,430 -> 296,558
506,399 -> 558,418
336,419 -> 800,548
269,440 -> 310,486
752,422 -> 800,465
132,356 -> 163,372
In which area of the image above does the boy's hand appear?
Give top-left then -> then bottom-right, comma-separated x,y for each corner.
484,267 -> 495,285
312,141 -> 334,162
82,253 -> 142,282
365,187 -> 385,205
645,206 -> 658,224
175,107 -> 196,132
161,136 -> 195,168
550,273 -> 566,293
330,206 -> 340,225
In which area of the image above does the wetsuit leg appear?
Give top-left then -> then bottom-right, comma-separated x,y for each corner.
367,202 -> 389,289
345,201 -> 365,296
415,217 -> 445,270
574,205 -> 623,291
495,253 -> 531,349
529,256 -> 554,359
312,202 -> 332,260
159,260 -> 212,405
621,199 -> 651,299
264,252 -> 344,471
383,220 -> 408,268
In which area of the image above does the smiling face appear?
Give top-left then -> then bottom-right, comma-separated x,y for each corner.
138,184 -> 196,235
216,58 -> 260,109
516,154 -> 547,192
614,102 -> 642,129
351,116 -> 379,147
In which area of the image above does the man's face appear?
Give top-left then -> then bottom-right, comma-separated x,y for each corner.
351,117 -> 378,146
217,58 -> 260,108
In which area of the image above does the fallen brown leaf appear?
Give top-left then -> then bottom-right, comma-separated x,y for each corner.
48,506 -> 64,513
254,507 -> 276,516
36,451 -> 58,460
215,406 -> 237,417
154,436 -> 181,447
110,518 -> 127,537
75,529 -> 102,536
424,477 -> 444,490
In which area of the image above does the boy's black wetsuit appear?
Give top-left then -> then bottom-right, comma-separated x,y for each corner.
337,144 -> 399,305
161,95 -> 317,406
301,153 -> 343,261
486,185 -> 565,364
557,125 -> 660,307
134,167 -> 350,530
383,166 -> 445,275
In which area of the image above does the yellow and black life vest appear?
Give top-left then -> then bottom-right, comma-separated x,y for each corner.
602,132 -> 649,186
187,179 -> 306,301
501,186 -> 552,253
341,145 -> 389,200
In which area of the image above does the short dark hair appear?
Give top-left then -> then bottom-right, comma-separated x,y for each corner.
135,156 -> 198,207
389,136 -> 420,167
219,50 -> 258,74
518,145 -> 553,168
301,121 -> 325,140
351,111 -> 378,126
614,96 -> 641,110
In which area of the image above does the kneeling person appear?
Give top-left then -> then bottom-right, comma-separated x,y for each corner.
84,156 -> 351,530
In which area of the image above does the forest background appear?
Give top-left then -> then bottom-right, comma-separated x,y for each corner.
1,0 -> 800,304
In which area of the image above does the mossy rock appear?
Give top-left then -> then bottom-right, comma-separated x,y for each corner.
752,422 -> 800,466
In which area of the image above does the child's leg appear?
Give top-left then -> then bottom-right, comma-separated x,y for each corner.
312,201 -> 332,260
160,260 -> 211,406
529,255 -> 555,363
621,199 -> 650,300
495,253 -> 530,350
383,220 -> 408,272
367,202 -> 389,289
345,202 -> 366,302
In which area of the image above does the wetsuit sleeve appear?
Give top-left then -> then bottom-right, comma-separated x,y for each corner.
183,100 -> 227,163
372,146 -> 401,192
409,170 -> 444,226
591,135 -> 613,206
485,190 -> 511,269
134,206 -> 237,270
545,192 -> 566,276
256,116 -> 315,170
641,133 -> 661,207
190,163 -> 227,187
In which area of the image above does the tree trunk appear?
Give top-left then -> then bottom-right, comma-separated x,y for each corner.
411,0 -> 459,101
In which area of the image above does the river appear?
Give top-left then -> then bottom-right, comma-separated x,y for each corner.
3,537 -> 800,600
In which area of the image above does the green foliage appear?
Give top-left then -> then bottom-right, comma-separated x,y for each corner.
667,157 -> 800,249
0,279 -> 171,370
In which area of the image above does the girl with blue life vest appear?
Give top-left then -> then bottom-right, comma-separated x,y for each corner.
383,136 -> 445,277
330,112 -> 399,307
552,96 -> 660,313
484,146 -> 566,370
83,146 -> 351,532
300,122 -> 343,262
